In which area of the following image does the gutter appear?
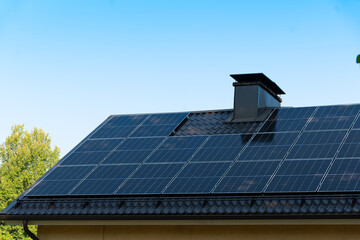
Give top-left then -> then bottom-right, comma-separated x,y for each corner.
23,220 -> 39,240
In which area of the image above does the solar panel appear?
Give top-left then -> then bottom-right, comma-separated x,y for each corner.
26,112 -> 189,196
164,134 -> 251,194
71,165 -> 139,195
259,107 -> 316,133
320,128 -> 360,192
59,139 -> 125,166
27,166 -> 94,196
102,137 -> 165,164
319,158 -> 360,192
146,136 -> 207,163
214,161 -> 280,193
90,114 -> 148,139
164,162 -> 231,194
264,131 -> 347,193
116,163 -> 184,194
214,132 -> 299,193
305,105 -> 360,131
337,130 -> 360,158
131,113 -> 188,137
265,105 -> 360,193
190,134 -> 251,162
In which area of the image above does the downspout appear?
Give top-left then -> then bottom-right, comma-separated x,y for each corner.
23,220 -> 39,240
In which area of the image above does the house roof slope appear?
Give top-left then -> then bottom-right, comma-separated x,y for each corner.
2,104 -> 360,220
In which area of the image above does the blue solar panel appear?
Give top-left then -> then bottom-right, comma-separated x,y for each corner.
305,105 -> 360,131
76,139 -> 124,152
214,161 -> 280,193
102,137 -> 165,164
319,129 -> 360,192
71,165 -> 139,195
131,113 -> 188,137
286,131 -> 347,160
146,136 -> 207,163
314,105 -> 360,118
190,134 -> 250,162
265,129 -> 348,192
337,130 -> 360,158
27,180 -> 80,196
320,158 -> 360,192
214,132 -> 298,193
60,151 -> 110,165
259,107 -> 316,133
90,115 -> 148,139
28,166 -> 94,196
59,139 -> 124,166
116,163 -> 184,194
164,162 -> 231,194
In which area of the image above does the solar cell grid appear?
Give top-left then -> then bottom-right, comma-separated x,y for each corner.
314,105 -> 360,118
43,166 -> 94,181
237,132 -> 298,161
214,132 -> 298,193
320,158 -> 360,192
131,113 -> 188,137
102,150 -> 153,164
146,136 -> 207,163
142,113 -> 189,125
27,180 -> 80,196
76,139 -> 124,152
190,134 -> 249,162
164,162 -> 231,194
265,175 -> 325,193
131,125 -> 179,137
106,115 -> 148,126
286,131 -> 347,160
213,161 -> 280,193
71,165 -> 139,195
114,137 -> 165,150
338,130 -> 360,158
306,116 -> 355,131
60,151 -> 110,165
259,118 -> 309,133
116,163 -> 184,194
28,166 -> 95,196
259,107 -> 316,133
60,139 -> 124,166
269,107 -> 316,120
89,114 -> 148,139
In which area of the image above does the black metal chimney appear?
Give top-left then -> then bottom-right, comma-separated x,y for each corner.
228,73 -> 285,122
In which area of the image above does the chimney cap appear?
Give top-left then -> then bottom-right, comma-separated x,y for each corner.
230,73 -> 285,95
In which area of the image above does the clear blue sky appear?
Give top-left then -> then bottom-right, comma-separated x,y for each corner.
0,0 -> 359,157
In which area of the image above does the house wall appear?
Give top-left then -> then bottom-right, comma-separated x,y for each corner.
38,225 -> 360,240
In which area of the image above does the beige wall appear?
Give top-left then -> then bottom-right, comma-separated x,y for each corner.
38,225 -> 360,240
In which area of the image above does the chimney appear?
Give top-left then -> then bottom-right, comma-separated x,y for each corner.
228,73 -> 285,122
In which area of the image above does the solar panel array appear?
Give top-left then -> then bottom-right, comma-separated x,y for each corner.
27,104 -> 360,196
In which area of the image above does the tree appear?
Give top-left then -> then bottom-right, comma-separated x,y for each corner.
0,125 -> 60,239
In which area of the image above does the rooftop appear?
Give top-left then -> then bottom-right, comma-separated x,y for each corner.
2,74 -> 360,221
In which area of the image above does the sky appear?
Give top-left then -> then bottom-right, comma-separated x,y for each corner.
0,0 -> 359,157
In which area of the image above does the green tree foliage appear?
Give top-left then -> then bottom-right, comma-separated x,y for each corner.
0,125 -> 60,239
